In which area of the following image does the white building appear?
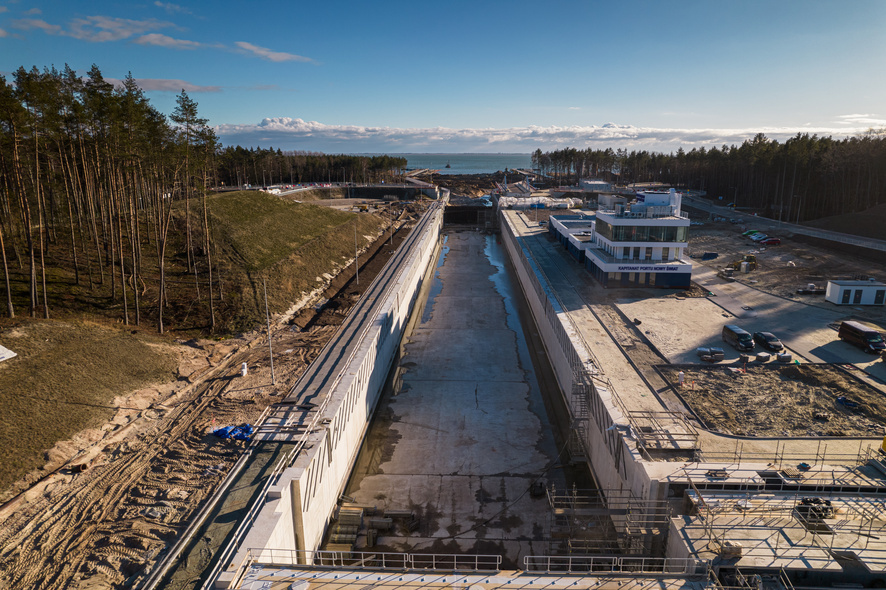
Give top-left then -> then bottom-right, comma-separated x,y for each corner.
550,189 -> 692,288
826,279 -> 886,306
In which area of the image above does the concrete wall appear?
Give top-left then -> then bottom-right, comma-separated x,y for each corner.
222,205 -> 444,582
499,213 -> 658,508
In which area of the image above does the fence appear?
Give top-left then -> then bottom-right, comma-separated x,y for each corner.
245,548 -> 502,572
523,555 -> 709,576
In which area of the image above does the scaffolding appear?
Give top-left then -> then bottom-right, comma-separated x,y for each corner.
547,485 -> 672,557
626,409 -> 699,454
683,477 -> 886,583
694,438 -> 880,471
568,367 -> 594,463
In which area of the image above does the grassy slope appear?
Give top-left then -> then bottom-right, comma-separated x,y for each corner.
0,319 -> 177,491
0,190 -> 385,491
207,191 -> 385,331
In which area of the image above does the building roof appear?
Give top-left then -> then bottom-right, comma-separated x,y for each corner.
829,280 -> 886,287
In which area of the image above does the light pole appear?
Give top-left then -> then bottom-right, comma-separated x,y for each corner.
354,218 -> 360,287
262,277 -> 275,385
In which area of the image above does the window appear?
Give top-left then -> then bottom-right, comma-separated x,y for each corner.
853,290 -> 863,304
597,220 -> 688,243
842,289 -> 851,304
875,290 -> 885,305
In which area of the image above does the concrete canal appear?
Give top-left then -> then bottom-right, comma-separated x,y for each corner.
342,229 -> 590,568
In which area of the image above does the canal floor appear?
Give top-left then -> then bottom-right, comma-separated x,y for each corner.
344,230 -> 571,567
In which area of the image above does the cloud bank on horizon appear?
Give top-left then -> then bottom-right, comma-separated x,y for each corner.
216,117 -> 886,154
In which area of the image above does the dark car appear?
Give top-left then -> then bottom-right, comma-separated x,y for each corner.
753,332 -> 783,351
760,237 -> 781,245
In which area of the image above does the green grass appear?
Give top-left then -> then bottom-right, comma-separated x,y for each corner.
0,190 -> 388,495
209,191 -> 356,272
206,191 -> 386,332
0,318 -> 178,492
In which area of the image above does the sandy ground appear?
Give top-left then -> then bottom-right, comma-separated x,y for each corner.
0,217 -> 420,590
614,219 -> 886,440
662,363 -> 886,437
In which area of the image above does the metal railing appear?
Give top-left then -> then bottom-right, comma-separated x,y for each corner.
245,548 -> 501,573
199,202 -> 445,590
523,555 -> 709,576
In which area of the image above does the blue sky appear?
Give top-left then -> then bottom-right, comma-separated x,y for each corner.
2,0 -> 885,153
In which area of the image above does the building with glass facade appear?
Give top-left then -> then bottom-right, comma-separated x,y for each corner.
549,189 -> 692,288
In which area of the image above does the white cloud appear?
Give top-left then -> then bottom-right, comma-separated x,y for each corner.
11,14 -> 314,62
215,117 -> 884,152
154,2 -> 191,15
23,7 -> 40,15
12,15 -> 177,42
836,113 -> 886,126
106,77 -> 221,92
0,7 -> 8,13
11,18 -> 62,35
0,28 -> 7,38
66,16 -> 173,42
134,33 -> 201,49
234,41 -> 313,63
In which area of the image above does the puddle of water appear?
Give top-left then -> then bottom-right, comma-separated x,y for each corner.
484,235 -> 544,406
420,234 -> 449,324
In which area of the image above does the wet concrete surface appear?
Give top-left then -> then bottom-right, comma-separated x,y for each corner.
344,230 -> 571,567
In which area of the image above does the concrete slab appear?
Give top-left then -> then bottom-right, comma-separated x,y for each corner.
343,231 -> 568,567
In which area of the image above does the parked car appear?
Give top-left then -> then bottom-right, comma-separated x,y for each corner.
753,332 -> 784,351
750,233 -> 769,242
723,325 -> 755,351
741,230 -> 761,236
759,237 -> 781,245
838,321 -> 886,354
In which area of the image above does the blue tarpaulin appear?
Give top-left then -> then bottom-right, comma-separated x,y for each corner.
213,423 -> 254,440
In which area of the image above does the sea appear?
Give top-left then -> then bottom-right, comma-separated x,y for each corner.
358,153 -> 532,175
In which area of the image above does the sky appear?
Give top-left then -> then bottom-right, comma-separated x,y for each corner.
2,0 -> 885,154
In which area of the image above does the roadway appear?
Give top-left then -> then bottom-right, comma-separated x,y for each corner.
682,194 -> 886,253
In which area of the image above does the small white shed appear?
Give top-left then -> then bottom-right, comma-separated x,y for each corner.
825,280 -> 886,306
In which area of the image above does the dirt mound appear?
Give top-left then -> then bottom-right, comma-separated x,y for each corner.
666,364 -> 886,437
424,173 -> 501,198
0,319 -> 179,492
0,217 -> 420,590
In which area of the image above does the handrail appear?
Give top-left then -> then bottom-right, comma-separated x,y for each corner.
200,202 -> 444,589
244,548 -> 502,573
523,555 -> 709,576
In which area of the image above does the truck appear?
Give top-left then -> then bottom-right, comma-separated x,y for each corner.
838,321 -> 886,354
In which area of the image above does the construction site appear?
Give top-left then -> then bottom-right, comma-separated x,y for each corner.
2,181 -> 886,590
200,191 -> 886,590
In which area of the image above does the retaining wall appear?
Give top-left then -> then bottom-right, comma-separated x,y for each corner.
499,213 -> 660,506
215,206 -> 443,588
